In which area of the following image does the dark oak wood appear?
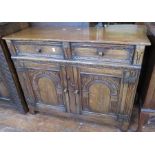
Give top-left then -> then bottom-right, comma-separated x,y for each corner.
137,23 -> 155,131
4,24 -> 150,130
0,22 -> 29,113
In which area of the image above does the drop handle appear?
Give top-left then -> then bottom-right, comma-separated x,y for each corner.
36,48 -> 42,53
74,89 -> 79,95
98,51 -> 104,56
63,88 -> 68,93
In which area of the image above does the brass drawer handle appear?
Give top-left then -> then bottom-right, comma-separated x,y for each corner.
74,89 -> 79,95
98,51 -> 104,56
63,88 -> 68,93
36,48 -> 42,53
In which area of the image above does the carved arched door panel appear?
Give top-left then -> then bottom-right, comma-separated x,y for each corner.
18,61 -> 69,113
17,60 -> 69,113
81,74 -> 120,114
75,66 -> 123,116
87,82 -> 111,113
38,77 -> 58,105
29,70 -> 64,108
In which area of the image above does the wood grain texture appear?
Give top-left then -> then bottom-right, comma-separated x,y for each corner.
12,40 -> 64,59
89,83 -> 110,113
77,66 -> 121,115
38,78 -> 58,105
4,25 -> 150,45
0,22 -> 29,37
71,43 -> 134,64
15,60 -> 66,113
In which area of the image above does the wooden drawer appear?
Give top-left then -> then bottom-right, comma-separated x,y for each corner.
71,43 -> 135,64
12,41 -> 64,59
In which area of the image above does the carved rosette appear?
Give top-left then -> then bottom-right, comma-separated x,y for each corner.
133,45 -> 145,65
123,70 -> 139,84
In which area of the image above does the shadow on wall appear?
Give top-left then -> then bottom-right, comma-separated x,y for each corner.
30,22 -> 89,28
30,22 -> 136,28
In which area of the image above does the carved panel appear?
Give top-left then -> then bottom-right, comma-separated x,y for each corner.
16,68 -> 36,107
120,69 -> 140,115
12,40 -> 64,59
80,73 -> 121,114
89,83 -> 110,113
71,43 -> 135,64
133,45 -> 145,65
123,69 -> 139,84
29,70 -> 63,106
62,42 -> 71,59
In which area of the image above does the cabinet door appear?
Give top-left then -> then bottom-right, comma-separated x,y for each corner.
73,66 -> 139,119
15,60 -> 69,113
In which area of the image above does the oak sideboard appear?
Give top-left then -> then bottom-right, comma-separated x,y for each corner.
4,24 -> 150,130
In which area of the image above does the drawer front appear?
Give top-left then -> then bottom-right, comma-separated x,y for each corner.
71,43 -> 135,64
12,41 -> 64,59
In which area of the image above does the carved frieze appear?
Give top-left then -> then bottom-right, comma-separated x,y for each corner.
123,69 -> 139,84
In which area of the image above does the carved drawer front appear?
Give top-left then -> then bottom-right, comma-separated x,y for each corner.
12,41 -> 64,59
71,43 -> 135,64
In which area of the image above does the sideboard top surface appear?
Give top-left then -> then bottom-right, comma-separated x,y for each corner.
4,24 -> 150,45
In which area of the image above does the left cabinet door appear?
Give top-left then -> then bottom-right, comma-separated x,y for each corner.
14,60 -> 69,114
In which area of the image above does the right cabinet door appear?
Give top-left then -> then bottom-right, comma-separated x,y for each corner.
74,66 -> 139,120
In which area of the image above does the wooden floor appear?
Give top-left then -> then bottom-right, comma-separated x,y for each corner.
0,106 -> 154,132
